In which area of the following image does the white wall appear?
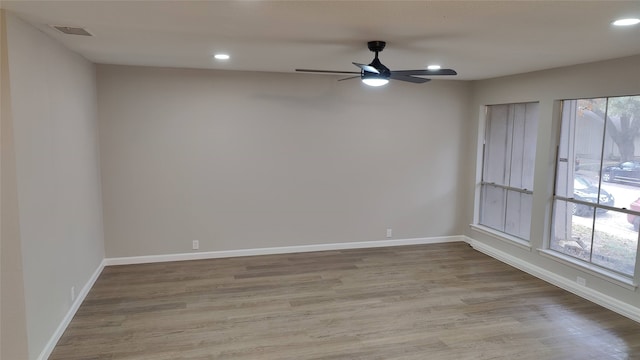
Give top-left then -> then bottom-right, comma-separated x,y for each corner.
466,55 -> 640,310
5,13 -> 105,359
1,9 -> 29,360
97,65 -> 471,257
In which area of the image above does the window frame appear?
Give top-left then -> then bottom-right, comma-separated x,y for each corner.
548,95 -> 640,282
476,102 -> 539,243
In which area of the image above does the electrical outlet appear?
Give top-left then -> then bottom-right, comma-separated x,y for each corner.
192,240 -> 199,250
577,276 -> 586,286
70,286 -> 76,302
386,228 -> 393,238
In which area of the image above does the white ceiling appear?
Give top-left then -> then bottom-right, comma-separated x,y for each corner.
2,1 -> 640,80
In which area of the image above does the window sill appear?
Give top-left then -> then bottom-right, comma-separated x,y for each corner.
538,249 -> 637,291
469,224 -> 532,252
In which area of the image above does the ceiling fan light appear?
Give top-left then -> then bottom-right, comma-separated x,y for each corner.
612,18 -> 640,26
362,78 -> 389,86
361,72 -> 389,86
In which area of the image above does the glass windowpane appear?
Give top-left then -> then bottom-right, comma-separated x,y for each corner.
505,191 -> 532,239
592,210 -> 638,276
480,185 -> 505,232
551,199 -> 594,263
484,105 -> 509,185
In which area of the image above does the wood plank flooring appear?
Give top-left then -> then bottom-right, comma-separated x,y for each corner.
50,242 -> 640,360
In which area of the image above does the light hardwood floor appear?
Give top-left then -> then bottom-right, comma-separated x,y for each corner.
50,242 -> 640,360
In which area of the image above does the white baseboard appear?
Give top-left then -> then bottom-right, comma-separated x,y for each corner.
37,259 -> 106,360
464,236 -> 640,323
104,236 -> 465,266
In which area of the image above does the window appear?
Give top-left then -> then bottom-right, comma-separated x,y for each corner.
479,103 -> 539,240
551,95 -> 640,278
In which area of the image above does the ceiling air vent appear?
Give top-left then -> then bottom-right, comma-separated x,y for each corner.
51,26 -> 92,36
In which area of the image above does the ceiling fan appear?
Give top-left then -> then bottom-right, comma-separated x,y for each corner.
296,41 -> 457,86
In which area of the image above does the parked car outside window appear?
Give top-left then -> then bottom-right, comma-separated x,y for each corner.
627,198 -> 640,231
602,160 -> 640,185
572,176 -> 614,217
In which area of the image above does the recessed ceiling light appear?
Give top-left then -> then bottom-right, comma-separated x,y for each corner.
612,18 -> 640,26
214,54 -> 230,60
427,65 -> 441,70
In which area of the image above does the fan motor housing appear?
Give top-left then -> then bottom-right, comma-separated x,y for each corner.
367,41 -> 386,52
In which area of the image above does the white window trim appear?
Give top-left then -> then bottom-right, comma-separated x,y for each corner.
538,249 -> 637,290
470,223 -> 532,251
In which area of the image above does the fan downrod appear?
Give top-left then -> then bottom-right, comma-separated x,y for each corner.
367,41 -> 386,53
